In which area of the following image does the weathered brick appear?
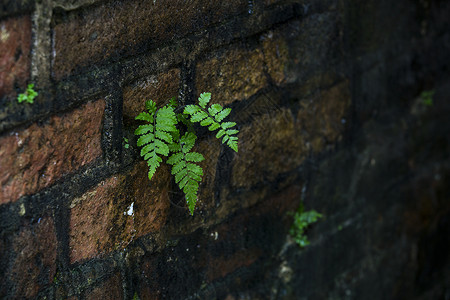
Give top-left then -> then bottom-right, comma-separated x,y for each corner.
0,99 -> 105,204
85,273 -> 123,300
0,15 -> 31,99
196,45 -> 267,105
8,217 -> 57,299
52,0 -> 248,79
69,162 -> 170,263
123,68 -> 180,123
231,81 -> 350,188
261,31 -> 289,85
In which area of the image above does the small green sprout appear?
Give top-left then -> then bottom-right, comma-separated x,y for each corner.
123,137 -> 130,149
289,203 -> 322,248
420,90 -> 434,106
17,84 -> 38,104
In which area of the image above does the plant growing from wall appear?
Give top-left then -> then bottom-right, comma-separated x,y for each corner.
289,203 -> 322,248
17,83 -> 38,104
134,92 -> 239,215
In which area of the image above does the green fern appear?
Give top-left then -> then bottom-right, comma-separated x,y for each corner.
167,132 -> 204,215
17,83 -> 38,104
135,101 -> 178,180
183,92 -> 239,152
134,93 -> 238,215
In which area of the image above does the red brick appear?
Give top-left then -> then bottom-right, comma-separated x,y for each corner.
231,81 -> 350,188
85,273 -> 123,300
123,68 -> 180,123
10,217 -> 57,298
0,15 -> 31,99
0,100 -> 105,204
69,162 -> 170,263
196,46 -> 267,106
52,0 -> 247,79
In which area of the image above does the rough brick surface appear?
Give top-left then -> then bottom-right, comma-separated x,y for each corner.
0,15 -> 31,100
52,0 -> 247,79
196,45 -> 267,105
231,81 -> 351,188
0,100 -> 105,204
0,217 -> 57,299
123,68 -> 180,123
85,273 -> 123,300
69,162 -> 170,263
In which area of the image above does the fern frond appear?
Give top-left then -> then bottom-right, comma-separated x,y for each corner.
167,132 -> 204,215
135,104 -> 179,180
198,92 -> 211,108
183,94 -> 239,152
145,100 -> 157,114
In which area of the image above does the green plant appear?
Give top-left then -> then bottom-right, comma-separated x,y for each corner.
17,83 -> 38,104
420,90 -> 434,106
289,203 -> 322,248
123,137 -> 130,149
134,92 -> 239,215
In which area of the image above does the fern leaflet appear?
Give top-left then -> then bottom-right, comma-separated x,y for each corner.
183,92 -> 239,152
167,132 -> 205,215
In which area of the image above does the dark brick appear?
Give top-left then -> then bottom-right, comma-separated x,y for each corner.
196,45 -> 267,106
231,81 -> 351,188
6,217 -> 57,299
52,0 -> 248,79
85,273 -> 123,300
0,100 -> 105,204
0,15 -> 31,100
123,68 -> 180,123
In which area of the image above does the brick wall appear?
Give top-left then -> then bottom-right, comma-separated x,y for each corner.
1,0 -> 449,299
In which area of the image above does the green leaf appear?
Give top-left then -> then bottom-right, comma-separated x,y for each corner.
208,123 -> 220,131
222,135 -> 229,143
168,97 -> 178,108
156,106 -> 177,132
191,111 -> 208,122
198,92 -> 211,108
140,144 -> 153,156
208,104 -> 223,116
136,112 -> 153,122
17,94 -> 27,103
154,139 -> 170,156
187,163 -> 203,176
200,117 -> 214,126
146,154 -> 162,180
175,168 -> 188,183
167,152 -> 183,165
227,140 -> 238,152
171,160 -> 187,175
135,124 -> 154,135
184,105 -> 200,115
155,130 -> 173,143
215,108 -> 231,122
226,129 -> 239,135
216,129 -> 226,138
180,132 -> 196,153
185,152 -> 205,162
137,133 -> 155,147
145,100 -> 157,114
221,122 -> 236,129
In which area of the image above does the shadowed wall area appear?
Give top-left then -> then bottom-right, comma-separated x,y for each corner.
0,0 -> 449,299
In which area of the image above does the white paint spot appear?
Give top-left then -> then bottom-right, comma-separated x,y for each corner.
124,202 -> 134,216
